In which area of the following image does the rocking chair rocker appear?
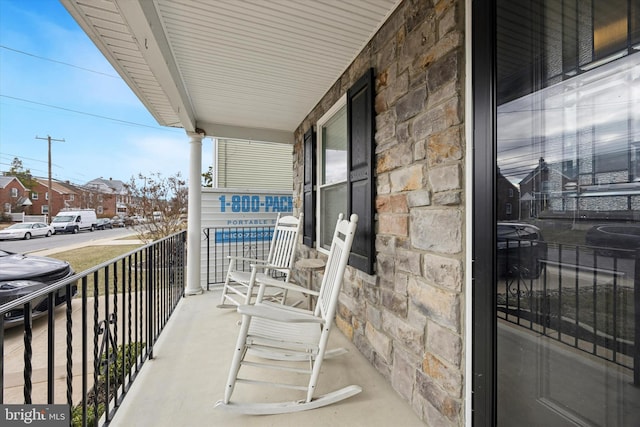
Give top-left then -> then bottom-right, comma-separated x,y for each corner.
215,213 -> 360,414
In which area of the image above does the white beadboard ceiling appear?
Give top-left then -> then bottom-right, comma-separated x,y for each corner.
60,0 -> 401,144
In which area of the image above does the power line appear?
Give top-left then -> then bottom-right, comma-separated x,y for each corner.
0,46 -> 177,132
0,94 -> 181,132
0,44 -> 120,78
0,153 -> 63,168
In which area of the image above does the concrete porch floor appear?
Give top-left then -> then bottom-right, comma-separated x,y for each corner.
109,288 -> 425,427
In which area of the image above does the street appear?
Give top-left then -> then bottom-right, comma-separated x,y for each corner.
0,227 -> 136,254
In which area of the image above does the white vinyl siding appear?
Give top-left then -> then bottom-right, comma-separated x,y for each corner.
216,139 -> 292,190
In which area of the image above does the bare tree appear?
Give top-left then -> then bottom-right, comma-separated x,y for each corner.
123,172 -> 187,242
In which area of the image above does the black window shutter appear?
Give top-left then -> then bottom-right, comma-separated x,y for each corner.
347,68 -> 375,274
302,127 -> 316,247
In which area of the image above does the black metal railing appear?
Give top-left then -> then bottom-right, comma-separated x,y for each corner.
497,240 -> 638,385
0,231 -> 186,426
203,226 -> 276,290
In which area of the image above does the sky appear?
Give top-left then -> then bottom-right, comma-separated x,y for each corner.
0,0 -> 212,185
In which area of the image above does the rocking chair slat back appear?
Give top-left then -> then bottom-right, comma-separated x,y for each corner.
219,213 -> 302,307
268,215 -> 300,278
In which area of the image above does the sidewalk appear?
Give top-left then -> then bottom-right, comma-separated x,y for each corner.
29,234 -> 146,257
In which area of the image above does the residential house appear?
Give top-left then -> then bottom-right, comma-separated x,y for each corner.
63,0 -> 640,425
496,169 -> 519,221
0,176 -> 29,215
31,178 -> 80,216
85,177 -> 130,217
518,155 -> 640,223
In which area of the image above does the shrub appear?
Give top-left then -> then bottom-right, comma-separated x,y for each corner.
72,341 -> 145,427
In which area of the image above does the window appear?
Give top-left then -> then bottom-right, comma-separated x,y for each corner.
69,194 -> 75,201
4,203 -> 10,213
45,192 -> 49,201
317,97 -> 347,251
32,192 -> 38,200
562,160 -> 576,179
508,188 -> 514,198
10,188 -> 18,198
97,206 -> 103,214
303,68 -> 375,274
505,203 -> 512,215
633,144 -> 640,180
41,205 -> 48,214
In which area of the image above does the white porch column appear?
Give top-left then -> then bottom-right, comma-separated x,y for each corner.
185,131 -> 204,295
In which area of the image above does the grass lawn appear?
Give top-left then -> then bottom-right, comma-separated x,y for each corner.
48,245 -> 143,274
48,245 -> 143,297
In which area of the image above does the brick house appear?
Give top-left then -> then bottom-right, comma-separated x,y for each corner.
64,0 -> 640,425
496,169 -> 519,221
0,176 -> 29,215
31,178 -> 81,216
28,177 -> 129,218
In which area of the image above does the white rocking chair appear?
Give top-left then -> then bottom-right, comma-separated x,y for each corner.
218,213 -> 302,308
215,213 -> 360,414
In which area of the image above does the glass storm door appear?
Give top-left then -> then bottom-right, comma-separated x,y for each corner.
494,0 -> 640,425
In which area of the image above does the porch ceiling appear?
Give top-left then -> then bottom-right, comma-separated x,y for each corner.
60,0 -> 401,144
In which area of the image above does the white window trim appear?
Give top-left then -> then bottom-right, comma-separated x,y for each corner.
315,94 -> 347,255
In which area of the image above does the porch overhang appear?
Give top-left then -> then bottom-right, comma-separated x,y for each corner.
59,0 -> 402,144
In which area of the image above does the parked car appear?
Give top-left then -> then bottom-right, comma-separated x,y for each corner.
0,222 -> 55,240
585,224 -> 640,257
0,250 -> 77,328
51,209 -> 97,234
123,216 -> 136,226
497,222 -> 547,279
111,216 -> 125,228
129,215 -> 145,224
96,218 -> 113,230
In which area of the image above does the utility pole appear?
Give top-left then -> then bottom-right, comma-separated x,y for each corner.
35,135 -> 65,222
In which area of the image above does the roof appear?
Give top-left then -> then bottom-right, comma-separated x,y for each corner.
86,178 -> 127,193
0,176 -> 26,190
60,0 -> 401,144
33,178 -> 78,195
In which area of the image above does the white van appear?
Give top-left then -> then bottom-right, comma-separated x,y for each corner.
51,209 -> 98,234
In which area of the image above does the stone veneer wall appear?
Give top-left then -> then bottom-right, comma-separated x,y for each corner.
292,0 -> 465,425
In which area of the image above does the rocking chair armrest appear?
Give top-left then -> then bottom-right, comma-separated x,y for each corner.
254,275 -> 319,296
237,303 -> 324,324
226,256 -> 268,264
249,263 -> 290,273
